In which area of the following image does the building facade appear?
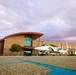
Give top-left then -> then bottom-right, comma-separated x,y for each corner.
33,40 -> 76,55
0,32 -> 76,56
0,32 -> 43,56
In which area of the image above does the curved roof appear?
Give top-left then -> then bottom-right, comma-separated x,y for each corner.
0,38 -> 4,42
5,32 -> 43,40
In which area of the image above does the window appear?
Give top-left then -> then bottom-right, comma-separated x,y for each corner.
24,36 -> 32,46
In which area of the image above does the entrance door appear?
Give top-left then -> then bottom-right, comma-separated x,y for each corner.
24,49 -> 32,56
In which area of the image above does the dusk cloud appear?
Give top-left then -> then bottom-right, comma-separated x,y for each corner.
0,0 -> 76,43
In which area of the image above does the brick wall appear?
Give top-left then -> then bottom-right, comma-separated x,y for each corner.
33,40 -> 76,50
2,36 -> 76,56
3,35 -> 24,55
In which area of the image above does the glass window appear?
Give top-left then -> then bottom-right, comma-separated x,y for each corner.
24,36 -> 32,46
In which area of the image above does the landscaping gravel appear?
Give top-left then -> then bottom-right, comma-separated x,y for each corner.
0,56 -> 76,75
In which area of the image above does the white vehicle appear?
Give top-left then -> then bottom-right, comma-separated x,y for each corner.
58,48 -> 68,54
34,44 -> 68,55
34,44 -> 58,52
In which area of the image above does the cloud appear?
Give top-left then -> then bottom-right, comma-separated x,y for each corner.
0,0 -> 76,43
62,36 -> 76,42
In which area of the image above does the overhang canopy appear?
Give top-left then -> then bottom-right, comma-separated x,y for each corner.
5,32 -> 43,40
22,46 -> 34,50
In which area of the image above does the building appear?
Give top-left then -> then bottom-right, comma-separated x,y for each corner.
33,40 -> 76,55
0,32 -> 43,56
0,32 -> 76,56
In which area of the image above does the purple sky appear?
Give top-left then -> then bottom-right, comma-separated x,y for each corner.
0,0 -> 76,43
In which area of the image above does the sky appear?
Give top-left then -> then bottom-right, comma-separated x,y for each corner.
0,0 -> 76,43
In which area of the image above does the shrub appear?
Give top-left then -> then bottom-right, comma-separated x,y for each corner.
49,44 -> 57,47
68,51 -> 76,56
10,44 -> 22,52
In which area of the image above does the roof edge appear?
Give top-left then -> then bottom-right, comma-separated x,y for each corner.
0,32 -> 43,41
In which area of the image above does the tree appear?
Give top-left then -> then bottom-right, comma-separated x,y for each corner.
10,44 -> 22,54
49,44 -> 57,47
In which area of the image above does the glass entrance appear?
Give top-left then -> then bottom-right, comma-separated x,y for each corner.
24,49 -> 32,56
24,35 -> 32,56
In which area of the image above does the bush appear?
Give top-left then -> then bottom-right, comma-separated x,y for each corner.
10,44 -> 22,52
68,51 -> 76,56
49,44 -> 57,47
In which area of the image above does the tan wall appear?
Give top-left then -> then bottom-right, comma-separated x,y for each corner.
33,40 -> 61,47
33,40 -> 76,50
33,40 -> 76,55
32,50 -> 38,56
3,35 -> 24,55
2,35 -> 76,56
32,40 -> 39,47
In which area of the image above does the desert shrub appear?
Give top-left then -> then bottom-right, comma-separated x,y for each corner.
10,44 -> 22,52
